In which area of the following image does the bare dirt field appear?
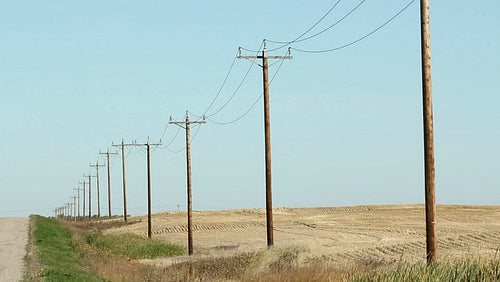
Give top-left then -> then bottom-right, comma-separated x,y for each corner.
104,204 -> 500,266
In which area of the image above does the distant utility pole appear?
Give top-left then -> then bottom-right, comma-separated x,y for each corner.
90,162 -> 106,218
65,203 -> 71,220
73,186 -> 82,220
79,181 -> 87,220
71,196 -> 77,221
69,202 -> 74,221
84,174 -> 96,220
113,139 -> 136,222
100,149 -> 118,218
129,138 -> 161,238
170,111 -> 206,255
238,40 -> 292,247
420,0 -> 437,263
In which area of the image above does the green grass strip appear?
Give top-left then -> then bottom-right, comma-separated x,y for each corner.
86,232 -> 184,259
31,215 -> 105,281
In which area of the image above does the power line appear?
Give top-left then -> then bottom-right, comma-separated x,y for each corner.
155,113 -> 188,153
204,56 -> 257,118
202,42 -> 264,118
189,43 -> 262,120
266,0 -> 344,49
291,0 -> 416,54
202,49 -> 239,116
268,0 -> 366,51
207,48 -> 288,126
159,119 -> 170,142
164,126 -> 182,147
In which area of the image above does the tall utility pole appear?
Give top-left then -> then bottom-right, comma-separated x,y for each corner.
90,162 -> 106,218
84,174 -> 96,220
73,186 -> 82,220
129,138 -> 161,238
420,0 -> 437,263
170,112 -> 206,255
100,149 -> 118,218
238,40 -> 292,247
112,139 -> 136,222
79,181 -> 87,220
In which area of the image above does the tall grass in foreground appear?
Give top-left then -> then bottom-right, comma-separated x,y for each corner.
349,257 -> 500,281
27,215 -> 105,281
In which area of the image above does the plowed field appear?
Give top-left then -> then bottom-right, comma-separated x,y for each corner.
104,205 -> 500,265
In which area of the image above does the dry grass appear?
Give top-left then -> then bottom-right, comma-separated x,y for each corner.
159,247 -> 350,281
66,217 -> 141,234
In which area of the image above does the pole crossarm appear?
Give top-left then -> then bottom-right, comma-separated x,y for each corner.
237,55 -> 292,60
237,40 -> 293,62
169,119 -> 206,127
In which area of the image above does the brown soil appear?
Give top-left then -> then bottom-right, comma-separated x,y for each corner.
104,204 -> 500,266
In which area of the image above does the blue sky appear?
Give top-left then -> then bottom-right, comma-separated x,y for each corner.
1,1 -> 499,217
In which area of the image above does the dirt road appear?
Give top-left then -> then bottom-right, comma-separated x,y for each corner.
0,217 -> 29,282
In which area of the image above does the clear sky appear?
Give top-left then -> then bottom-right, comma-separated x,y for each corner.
1,1 -> 499,217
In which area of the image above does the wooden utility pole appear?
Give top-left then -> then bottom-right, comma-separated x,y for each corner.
90,162 -> 106,218
170,112 -> 206,255
112,140 -> 136,222
84,174 -> 96,220
100,149 -> 118,218
74,186 -> 82,220
129,138 -> 162,238
238,40 -> 292,247
420,0 -> 437,263
71,196 -> 77,221
79,181 -> 87,220
65,203 -> 71,220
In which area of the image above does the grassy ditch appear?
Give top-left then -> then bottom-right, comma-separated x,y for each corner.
26,215 -> 186,281
86,232 -> 184,259
27,215 -> 105,281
